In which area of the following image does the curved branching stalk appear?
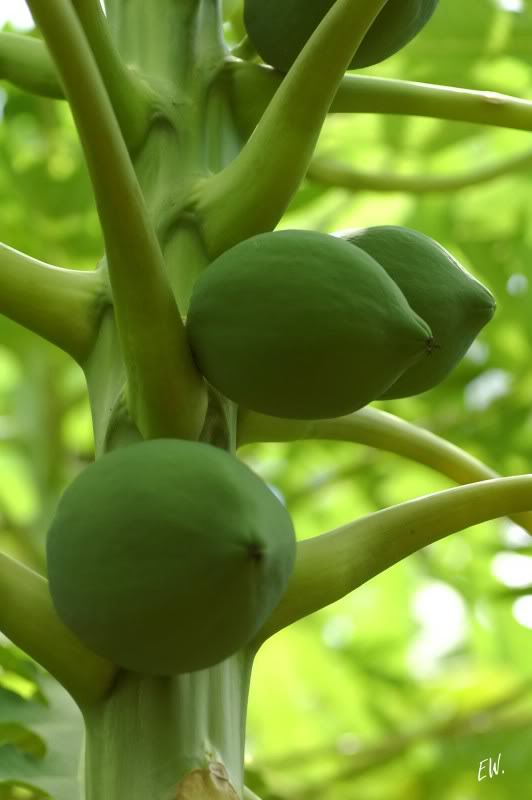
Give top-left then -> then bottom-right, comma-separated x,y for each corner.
306,147 -> 532,194
0,552 -> 116,706
0,244 -> 108,364
238,407 -> 532,534
225,61 -> 532,142
254,475 -> 532,644
0,32 -> 63,98
332,72 -> 532,125
71,0 -> 154,151
26,0 -> 207,441
197,0 -> 390,258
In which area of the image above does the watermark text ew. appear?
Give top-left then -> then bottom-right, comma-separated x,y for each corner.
478,753 -> 503,781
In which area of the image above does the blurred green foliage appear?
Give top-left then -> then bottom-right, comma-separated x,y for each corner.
2,0 -> 532,798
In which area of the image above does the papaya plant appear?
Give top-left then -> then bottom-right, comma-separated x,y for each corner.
2,1 -> 532,798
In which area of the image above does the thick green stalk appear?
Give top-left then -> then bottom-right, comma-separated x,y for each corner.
82,651 -> 254,800
198,0 -> 390,257
226,61 -> 532,141
104,0 -> 203,86
0,32 -> 63,98
72,0 -> 154,151
237,407 -> 532,534
307,147 -> 532,194
255,475 -> 532,644
0,244 -> 108,364
0,553 -> 116,706
26,0 -> 207,441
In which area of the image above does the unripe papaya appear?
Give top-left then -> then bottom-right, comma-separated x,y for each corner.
243,0 -> 438,73
186,229 -> 434,420
340,226 -> 496,398
46,439 -> 296,676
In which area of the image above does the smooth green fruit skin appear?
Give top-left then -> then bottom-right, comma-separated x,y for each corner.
187,230 -> 433,420
46,439 -> 296,676
243,0 -> 439,72
341,226 -> 496,398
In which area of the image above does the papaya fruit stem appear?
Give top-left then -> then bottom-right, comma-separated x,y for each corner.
197,0 -> 390,258
306,148 -> 532,194
26,0 -> 208,441
237,406 -> 532,535
0,31 -> 63,98
0,243 -> 109,365
225,60 -> 532,142
71,0 -> 155,153
0,552 -> 116,707
254,474 -> 532,645
230,36 -> 259,62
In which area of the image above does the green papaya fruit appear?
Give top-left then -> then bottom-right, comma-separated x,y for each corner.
186,229 -> 434,420
340,226 -> 496,398
243,0 -> 439,73
46,438 -> 296,676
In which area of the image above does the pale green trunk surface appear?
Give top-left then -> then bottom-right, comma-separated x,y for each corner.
82,651 -> 253,800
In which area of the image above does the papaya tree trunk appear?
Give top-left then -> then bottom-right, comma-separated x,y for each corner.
77,4 -> 252,793
82,650 -> 254,799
